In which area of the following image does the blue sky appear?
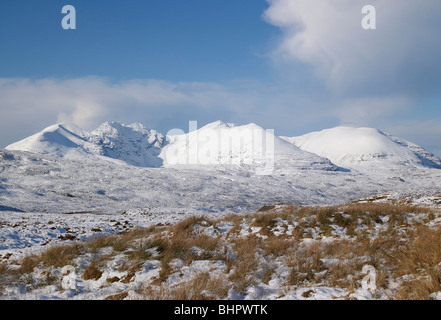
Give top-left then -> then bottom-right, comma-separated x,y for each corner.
1,0 -> 441,156
0,0 -> 275,81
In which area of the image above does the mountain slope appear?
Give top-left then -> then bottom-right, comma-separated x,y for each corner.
6,122 -> 440,172
5,122 -> 164,167
282,126 -> 441,169
160,121 -> 339,171
5,123 -> 94,160
89,122 -> 164,167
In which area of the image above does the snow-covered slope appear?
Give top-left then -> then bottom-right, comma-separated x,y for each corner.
282,126 -> 441,169
387,134 -> 441,169
5,122 -> 164,167
5,123 -> 93,160
2,122 -> 441,255
6,121 -> 339,172
89,122 -> 164,167
160,121 -> 338,171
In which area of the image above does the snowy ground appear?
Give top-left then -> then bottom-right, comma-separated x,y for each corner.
2,201 -> 441,300
1,147 -> 441,259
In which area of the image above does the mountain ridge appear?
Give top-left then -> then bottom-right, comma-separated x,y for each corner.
5,121 -> 441,171
160,120 -> 338,171
5,122 -> 164,167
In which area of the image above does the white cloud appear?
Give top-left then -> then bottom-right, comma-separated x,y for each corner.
0,77 -> 249,130
264,0 -> 441,96
0,77 -> 300,146
0,76 -> 439,156
262,0 -> 441,138
336,96 -> 412,126
0,77 -> 331,147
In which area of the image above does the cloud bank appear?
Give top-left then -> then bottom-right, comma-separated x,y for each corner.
0,77 -> 338,147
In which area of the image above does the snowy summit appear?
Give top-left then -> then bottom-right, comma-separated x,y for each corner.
6,122 -> 165,167
282,126 -> 441,170
6,121 -> 440,173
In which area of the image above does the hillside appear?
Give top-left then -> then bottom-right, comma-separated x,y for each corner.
5,122 -> 164,167
2,121 -> 441,258
160,121 -> 338,172
282,126 -> 441,170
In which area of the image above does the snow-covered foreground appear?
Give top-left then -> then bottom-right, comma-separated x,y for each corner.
2,202 -> 441,300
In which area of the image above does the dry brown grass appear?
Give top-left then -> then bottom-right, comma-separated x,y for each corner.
394,273 -> 441,300
262,237 -> 296,257
145,272 -> 230,300
286,241 -> 327,286
396,226 -> 441,274
12,243 -> 83,275
391,226 -> 441,299
105,291 -> 129,300
17,255 -> 41,274
86,226 -> 160,254
39,243 -> 83,268
0,262 -> 15,290
1,201 -> 441,300
170,216 -> 211,237
261,265 -> 275,285
82,259 -> 103,280
0,262 -> 9,274
227,236 -> 260,293
148,218 -> 223,283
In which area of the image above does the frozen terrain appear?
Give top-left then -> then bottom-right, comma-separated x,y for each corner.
2,202 -> 441,300
1,121 -> 441,258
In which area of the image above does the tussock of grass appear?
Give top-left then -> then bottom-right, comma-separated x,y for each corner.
82,259 -> 103,280
227,236 -> 260,293
145,272 -> 230,300
40,244 -> 83,268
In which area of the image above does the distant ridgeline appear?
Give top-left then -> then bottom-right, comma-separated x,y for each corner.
5,121 -> 441,172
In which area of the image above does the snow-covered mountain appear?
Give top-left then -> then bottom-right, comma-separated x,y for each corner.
89,122 -> 164,167
6,122 -> 164,167
2,121 -> 441,254
5,123 -> 93,159
282,126 -> 441,169
6,121 -> 338,171
160,121 -> 338,171
5,121 -> 441,173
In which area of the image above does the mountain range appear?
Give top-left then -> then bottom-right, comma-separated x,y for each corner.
2,120 -> 441,247
5,120 -> 441,172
